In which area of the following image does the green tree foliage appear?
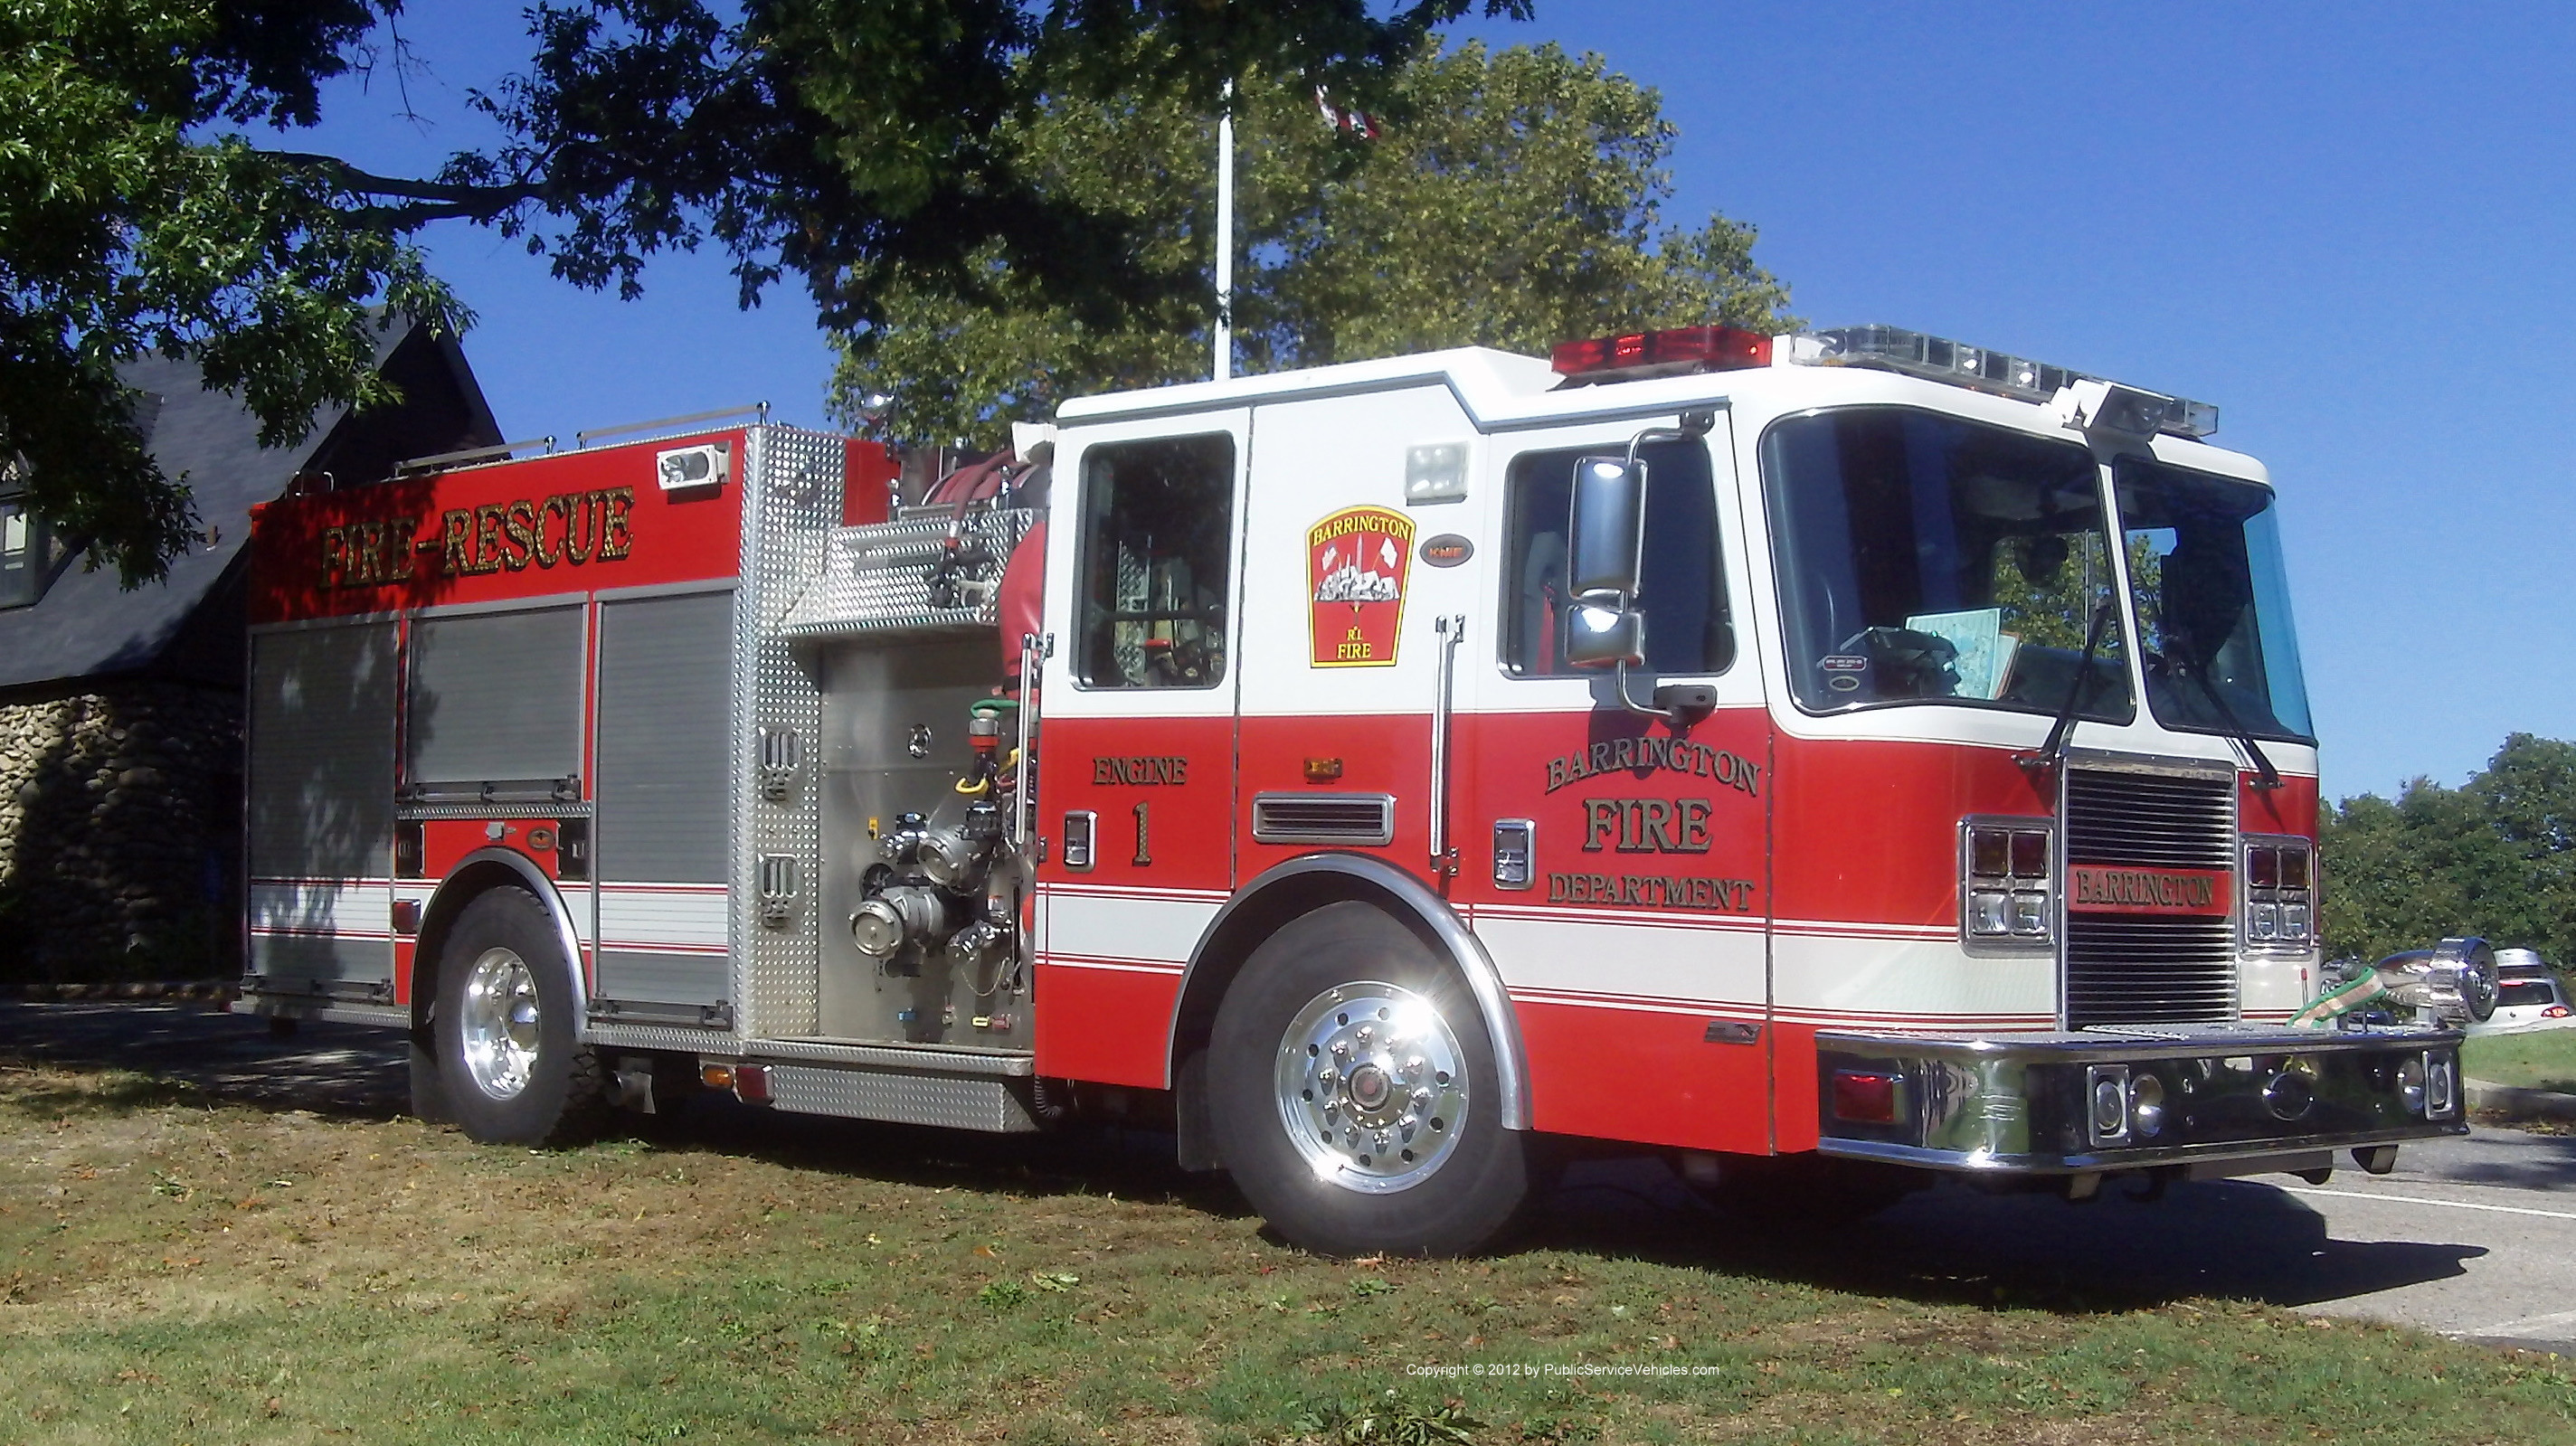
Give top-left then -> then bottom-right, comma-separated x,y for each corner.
829,40 -> 1796,447
2322,732 -> 2576,969
4,0 -> 1527,585
2,0 -> 458,583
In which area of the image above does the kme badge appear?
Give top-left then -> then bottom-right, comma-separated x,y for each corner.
1306,505 -> 1414,666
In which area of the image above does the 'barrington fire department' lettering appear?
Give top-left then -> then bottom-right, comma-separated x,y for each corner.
1581,798 -> 1715,853
319,488 -> 637,589
1544,737 -> 1759,797
1548,872 -> 1757,912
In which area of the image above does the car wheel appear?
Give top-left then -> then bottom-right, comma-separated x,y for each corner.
434,887 -> 606,1146
1208,901 -> 1530,1257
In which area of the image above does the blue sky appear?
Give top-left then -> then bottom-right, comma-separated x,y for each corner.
279,3 -> 2576,801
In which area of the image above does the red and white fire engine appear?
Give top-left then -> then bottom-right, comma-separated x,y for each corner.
238,324 -> 2479,1256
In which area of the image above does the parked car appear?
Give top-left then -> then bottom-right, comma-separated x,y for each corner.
2467,948 -> 2576,1035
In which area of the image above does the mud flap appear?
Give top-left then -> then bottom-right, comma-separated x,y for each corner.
408,1031 -> 456,1126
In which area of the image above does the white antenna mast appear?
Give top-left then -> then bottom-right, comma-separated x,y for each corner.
1213,79 -> 1235,383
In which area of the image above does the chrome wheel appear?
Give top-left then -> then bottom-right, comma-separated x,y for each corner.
458,946 -> 542,1101
1274,980 -> 1469,1194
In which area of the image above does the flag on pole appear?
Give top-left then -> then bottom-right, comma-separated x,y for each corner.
1314,87 -> 1381,139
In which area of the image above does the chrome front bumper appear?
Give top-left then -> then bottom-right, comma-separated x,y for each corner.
1814,1023 -> 2466,1176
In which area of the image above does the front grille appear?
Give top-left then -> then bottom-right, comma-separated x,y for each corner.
2063,770 -> 2235,867
2064,917 -> 2240,1026
2063,769 -> 2238,1027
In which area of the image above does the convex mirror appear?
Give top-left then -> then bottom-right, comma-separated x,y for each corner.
1565,455 -> 1649,670
1567,455 -> 1647,598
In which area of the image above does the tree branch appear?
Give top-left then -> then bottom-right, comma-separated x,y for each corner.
260,150 -> 545,214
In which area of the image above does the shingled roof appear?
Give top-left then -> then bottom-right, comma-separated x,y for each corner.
0,317 -> 498,692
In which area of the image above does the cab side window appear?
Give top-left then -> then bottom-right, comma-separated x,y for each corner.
1501,439 -> 1731,676
1075,435 -> 1236,688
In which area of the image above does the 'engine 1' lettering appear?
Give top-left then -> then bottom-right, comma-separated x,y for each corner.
1093,756 -> 1189,785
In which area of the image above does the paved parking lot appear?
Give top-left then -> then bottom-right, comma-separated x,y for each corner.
4,997 -> 2568,1353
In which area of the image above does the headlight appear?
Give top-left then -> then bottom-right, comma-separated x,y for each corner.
1965,819 -> 2052,946
2128,1073 -> 2167,1138
2244,837 -> 2316,951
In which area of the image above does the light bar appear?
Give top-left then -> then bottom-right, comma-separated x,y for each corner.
1789,325 -> 2219,439
1551,325 -> 1773,383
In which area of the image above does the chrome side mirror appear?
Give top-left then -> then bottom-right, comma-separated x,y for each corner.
1565,456 -> 1648,672
1567,456 -> 1647,598
1563,600 -> 1645,670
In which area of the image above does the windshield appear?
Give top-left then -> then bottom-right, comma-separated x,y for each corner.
2115,458 -> 2314,742
1764,408 -> 2132,723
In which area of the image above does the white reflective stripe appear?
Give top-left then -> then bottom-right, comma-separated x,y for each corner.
597,885 -> 728,950
1476,912 -> 1764,1007
248,880 -> 388,935
1043,954 -> 1186,976
554,884 -> 594,942
1772,931 -> 2056,1022
1040,887 -> 1217,965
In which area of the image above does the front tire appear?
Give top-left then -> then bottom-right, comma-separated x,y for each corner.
434,887 -> 605,1146
1208,902 -> 1530,1257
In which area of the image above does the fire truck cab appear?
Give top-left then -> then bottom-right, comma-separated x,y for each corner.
239,326 -> 2468,1256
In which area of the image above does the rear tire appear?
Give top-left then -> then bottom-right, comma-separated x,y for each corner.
1208,902 -> 1529,1257
434,887 -> 605,1146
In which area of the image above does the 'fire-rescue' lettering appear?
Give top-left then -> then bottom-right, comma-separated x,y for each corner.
318,516 -> 422,589
321,488 -> 638,589
439,487 -> 635,578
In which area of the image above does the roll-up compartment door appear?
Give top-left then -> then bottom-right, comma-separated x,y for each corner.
594,590 -> 737,1007
406,606 -> 587,800
246,622 -> 396,986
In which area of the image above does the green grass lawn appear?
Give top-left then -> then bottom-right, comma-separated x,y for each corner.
1,1063 -> 2571,1445
2465,1027 -> 2576,1093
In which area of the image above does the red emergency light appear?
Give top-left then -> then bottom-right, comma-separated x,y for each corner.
1551,325 -> 1774,383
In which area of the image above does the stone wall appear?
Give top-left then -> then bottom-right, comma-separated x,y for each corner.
0,681 -> 242,979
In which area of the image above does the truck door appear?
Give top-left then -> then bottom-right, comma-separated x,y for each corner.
1227,385 -> 1486,882
1457,421 -> 1776,1155
1031,411 -> 1250,1086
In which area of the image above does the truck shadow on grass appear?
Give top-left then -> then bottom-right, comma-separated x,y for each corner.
614,1097 -> 2499,1321
0,999 -> 2495,1320
1523,1158 -> 2492,1316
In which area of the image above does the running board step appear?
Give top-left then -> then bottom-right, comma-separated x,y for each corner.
762,1063 -> 1041,1133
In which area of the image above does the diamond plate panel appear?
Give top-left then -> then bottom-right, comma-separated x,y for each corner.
582,1021 -> 741,1054
779,510 -> 1036,637
733,426 -> 840,1040
764,1063 -> 1040,1132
